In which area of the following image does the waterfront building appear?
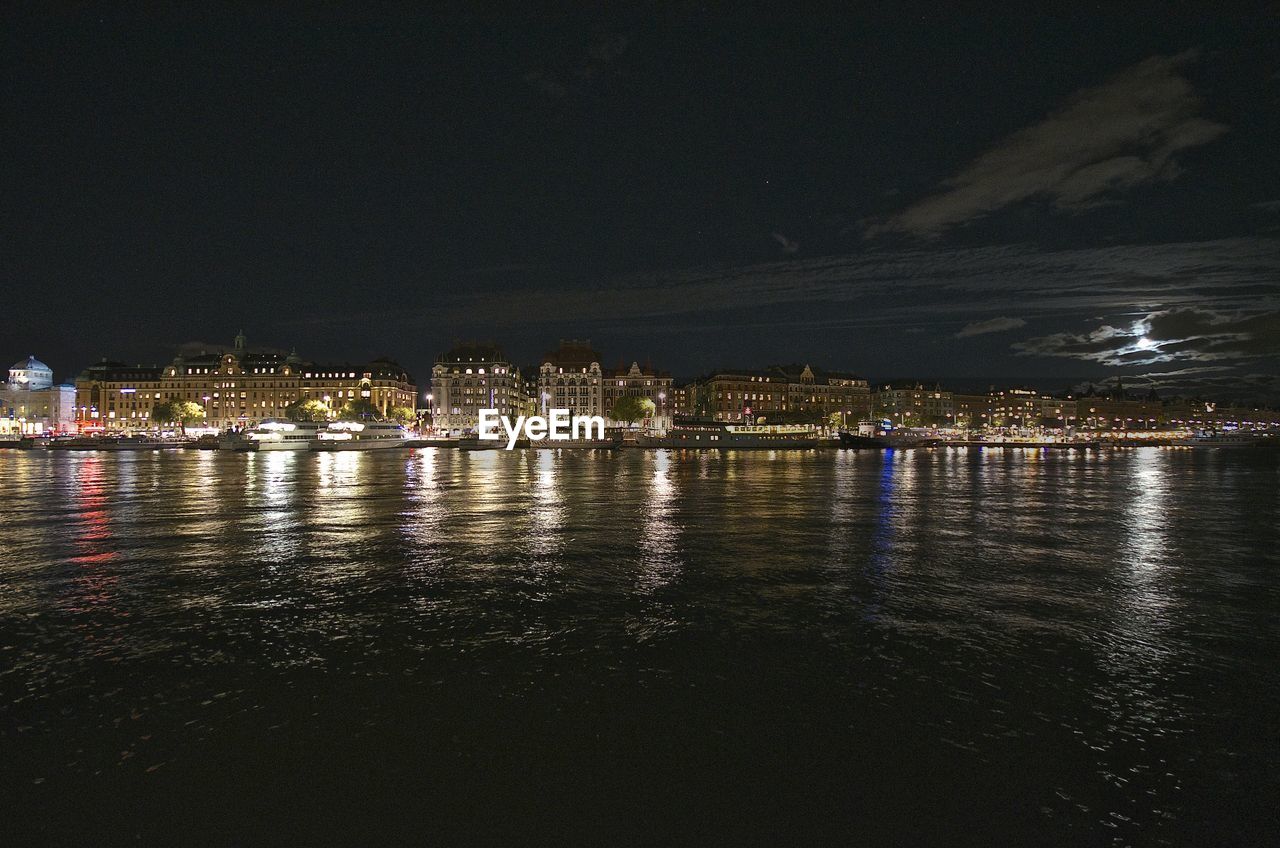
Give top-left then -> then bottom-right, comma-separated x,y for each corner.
536,340 -> 673,428
698,365 -> 870,426
671,382 -> 695,418
1,356 -> 76,434
430,342 -> 524,433
1075,395 -> 1164,431
537,339 -> 604,419
951,393 -> 992,431
987,388 -> 1079,431
1038,396 -> 1078,430
873,383 -> 953,428
603,361 -> 673,429
74,333 -> 415,431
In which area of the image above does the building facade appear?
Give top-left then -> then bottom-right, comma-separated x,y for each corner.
698,365 -> 870,425
872,383 -> 953,427
536,340 -> 673,428
1,356 -> 76,434
603,361 -> 673,429
430,342 -> 526,432
536,340 -> 604,419
74,333 -> 415,431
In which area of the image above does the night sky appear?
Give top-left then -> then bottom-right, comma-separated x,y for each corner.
5,4 -> 1279,399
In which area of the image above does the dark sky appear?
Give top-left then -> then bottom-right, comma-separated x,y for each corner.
5,3 -> 1279,399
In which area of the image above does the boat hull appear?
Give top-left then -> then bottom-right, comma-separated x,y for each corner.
405,437 -> 460,448
254,440 -> 314,451
529,438 -> 619,449
313,439 -> 409,451
838,432 -> 941,449
634,434 -> 817,449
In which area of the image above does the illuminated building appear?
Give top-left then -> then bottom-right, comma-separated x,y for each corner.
873,383 -> 953,427
1,355 -> 76,434
537,340 -> 673,428
537,339 -> 603,418
74,332 -> 415,431
951,393 -> 993,431
698,365 -> 870,425
430,342 -> 525,432
987,388 -> 1077,431
603,361 -> 673,429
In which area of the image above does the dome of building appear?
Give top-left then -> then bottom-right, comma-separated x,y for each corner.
8,355 -> 54,390
11,355 -> 49,372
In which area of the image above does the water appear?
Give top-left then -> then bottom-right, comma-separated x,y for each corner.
2,447 -> 1278,845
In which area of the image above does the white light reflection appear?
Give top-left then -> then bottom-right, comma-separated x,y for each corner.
1112,447 -> 1176,658
637,450 -> 682,592
527,449 -> 565,562
400,448 -> 450,599
312,451 -> 370,584
248,451 -> 304,567
1089,447 -> 1179,805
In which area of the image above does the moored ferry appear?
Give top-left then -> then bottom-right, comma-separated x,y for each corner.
1171,429 -> 1264,448
243,420 -> 325,451
634,420 -> 819,449
97,435 -> 184,451
838,422 -> 942,449
314,420 -> 410,451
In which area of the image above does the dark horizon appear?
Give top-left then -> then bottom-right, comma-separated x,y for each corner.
5,5 -> 1279,400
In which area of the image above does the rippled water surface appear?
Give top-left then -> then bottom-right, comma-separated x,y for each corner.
2,448 -> 1278,845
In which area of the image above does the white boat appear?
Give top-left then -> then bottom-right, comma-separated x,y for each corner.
634,420 -> 819,449
243,419 -> 325,451
314,420 -> 410,451
839,423 -> 942,449
97,435 -> 183,451
1171,430 -> 1262,448
219,431 -> 253,452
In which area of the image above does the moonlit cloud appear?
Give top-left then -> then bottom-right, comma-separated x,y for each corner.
956,316 -> 1027,338
289,237 -> 1279,335
1016,306 -> 1280,365
866,50 -> 1228,238
279,237 -> 1279,398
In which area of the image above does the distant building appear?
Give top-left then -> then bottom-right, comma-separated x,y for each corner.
872,383 -> 953,427
671,382 -> 695,418
951,393 -> 993,430
537,339 -> 604,419
74,332 -> 415,431
952,388 -> 1078,432
698,365 -> 870,425
987,388 -> 1078,431
430,342 -> 525,432
1075,395 -> 1163,431
537,340 -> 673,428
1,356 -> 76,434
603,361 -> 672,429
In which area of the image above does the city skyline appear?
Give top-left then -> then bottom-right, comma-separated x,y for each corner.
17,322 -> 1280,408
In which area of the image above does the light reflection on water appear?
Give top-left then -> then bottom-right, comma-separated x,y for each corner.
1,447 -> 1278,844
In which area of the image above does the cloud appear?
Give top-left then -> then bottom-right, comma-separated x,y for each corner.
866,50 -> 1228,238
956,316 -> 1027,338
1016,306 -> 1280,365
284,237 -> 1280,340
1078,368 -> 1280,401
771,232 -> 800,254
